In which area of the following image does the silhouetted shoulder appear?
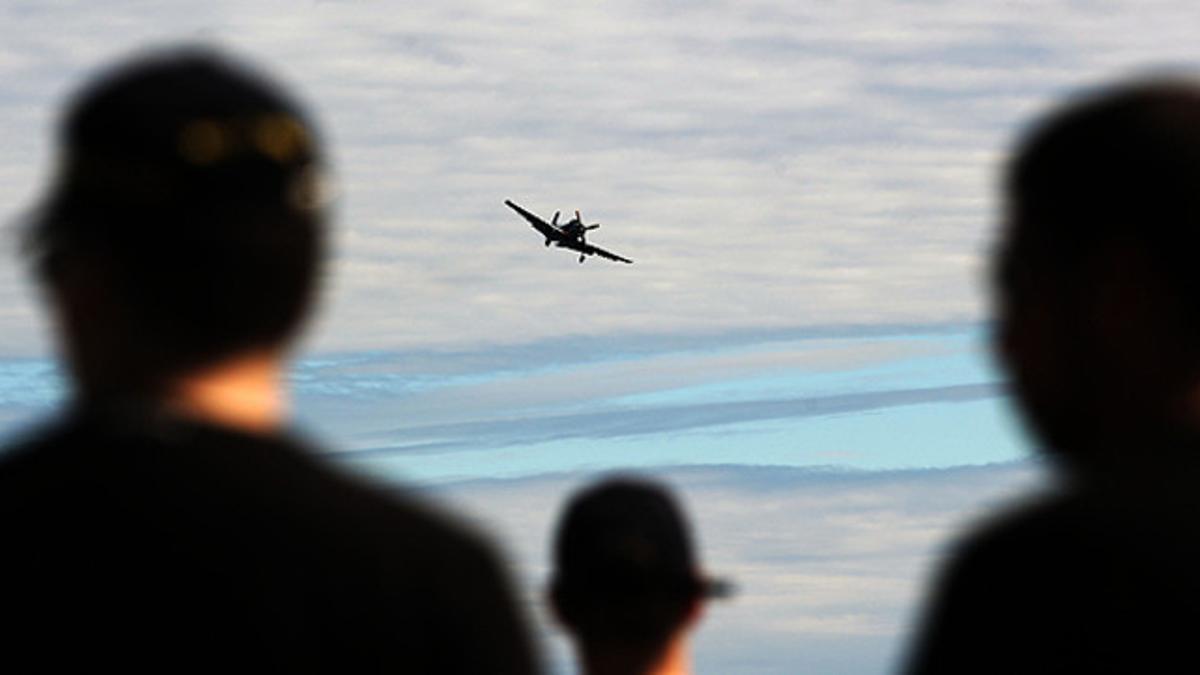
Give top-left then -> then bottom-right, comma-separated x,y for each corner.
0,412 -> 538,674
908,469 -> 1200,674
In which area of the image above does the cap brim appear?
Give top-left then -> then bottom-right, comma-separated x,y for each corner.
701,575 -> 736,599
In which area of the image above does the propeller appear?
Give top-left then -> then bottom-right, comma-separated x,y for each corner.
573,210 -> 601,243
576,210 -> 599,231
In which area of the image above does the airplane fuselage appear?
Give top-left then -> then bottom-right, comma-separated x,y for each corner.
560,221 -> 586,240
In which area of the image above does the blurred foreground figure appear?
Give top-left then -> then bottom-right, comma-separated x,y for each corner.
0,48 -> 537,673
907,80 -> 1200,673
549,477 -> 730,675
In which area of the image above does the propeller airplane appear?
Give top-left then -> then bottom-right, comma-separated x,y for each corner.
505,199 -> 633,264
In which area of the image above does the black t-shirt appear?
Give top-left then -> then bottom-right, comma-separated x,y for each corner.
906,455 -> 1200,674
0,409 -> 539,673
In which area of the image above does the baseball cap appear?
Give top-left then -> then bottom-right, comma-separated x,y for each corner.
26,46 -> 329,272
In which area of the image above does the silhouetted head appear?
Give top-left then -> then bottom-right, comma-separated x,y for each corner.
549,477 -> 729,673
996,78 -> 1200,463
27,47 -> 328,397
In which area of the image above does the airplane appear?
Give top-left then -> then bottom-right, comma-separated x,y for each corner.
505,199 -> 633,264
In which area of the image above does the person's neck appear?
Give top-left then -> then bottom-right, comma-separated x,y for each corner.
160,351 -> 288,433
649,638 -> 691,675
582,636 -> 691,675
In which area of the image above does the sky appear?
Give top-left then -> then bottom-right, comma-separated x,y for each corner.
2,2 -> 1200,672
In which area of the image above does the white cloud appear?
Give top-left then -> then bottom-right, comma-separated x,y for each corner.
2,2 -> 1200,354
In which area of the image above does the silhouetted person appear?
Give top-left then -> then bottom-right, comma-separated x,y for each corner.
549,477 -> 730,675
0,48 -> 538,673
906,80 -> 1200,673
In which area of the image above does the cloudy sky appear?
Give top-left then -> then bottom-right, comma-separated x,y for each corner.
2,1 -> 1199,672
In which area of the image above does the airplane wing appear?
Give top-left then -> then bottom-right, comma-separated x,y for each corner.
505,199 -> 563,240
579,241 -> 634,264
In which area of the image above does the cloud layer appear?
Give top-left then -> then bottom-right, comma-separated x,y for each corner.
3,3 -> 1200,354
0,326 -> 1029,478
348,382 -> 999,456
